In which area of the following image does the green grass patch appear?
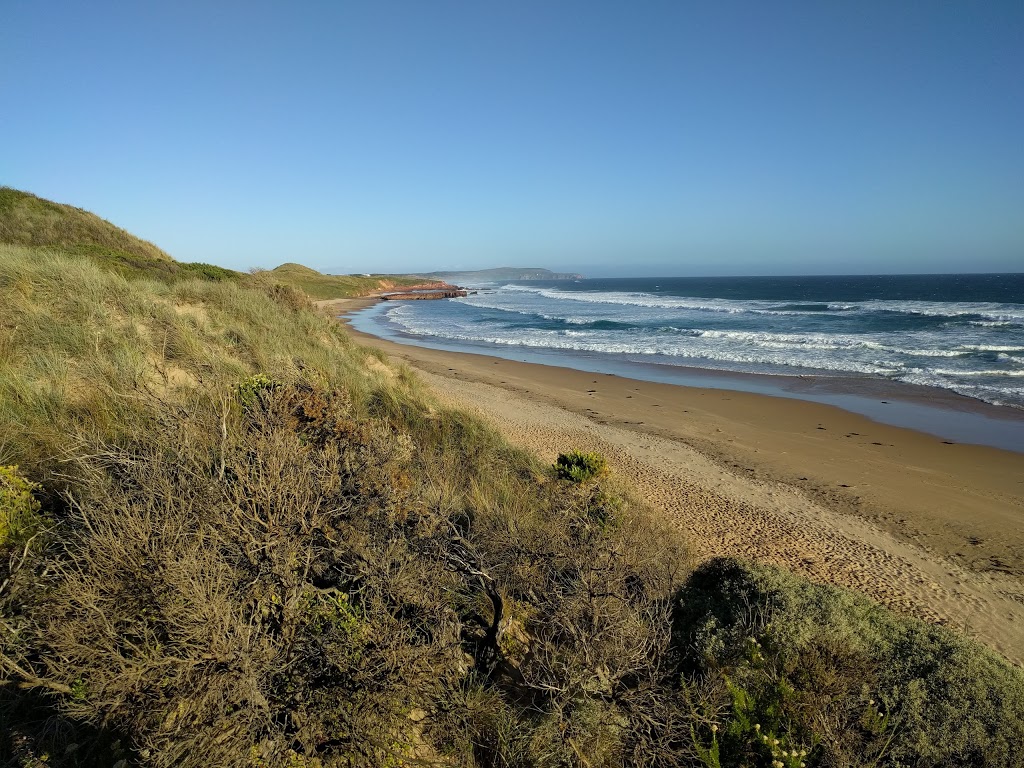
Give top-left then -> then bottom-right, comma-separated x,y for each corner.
0,187 -> 172,263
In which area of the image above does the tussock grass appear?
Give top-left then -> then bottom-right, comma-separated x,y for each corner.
0,245 -> 402,479
0,189 -> 246,284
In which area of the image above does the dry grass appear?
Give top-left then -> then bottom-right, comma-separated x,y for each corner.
0,245 -> 401,480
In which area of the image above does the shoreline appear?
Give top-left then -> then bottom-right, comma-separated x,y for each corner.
320,296 -> 1024,664
345,297 -> 1024,453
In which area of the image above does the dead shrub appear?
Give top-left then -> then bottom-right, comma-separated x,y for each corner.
2,384 -> 467,766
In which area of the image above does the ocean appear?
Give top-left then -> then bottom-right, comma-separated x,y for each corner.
349,274 -> 1024,450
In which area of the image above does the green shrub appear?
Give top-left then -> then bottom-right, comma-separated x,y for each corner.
674,558 -> 1024,768
0,465 -> 43,547
176,261 -> 240,282
234,373 -> 279,410
554,450 -> 609,483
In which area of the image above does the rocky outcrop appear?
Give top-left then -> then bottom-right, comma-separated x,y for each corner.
380,287 -> 468,301
370,280 -> 450,293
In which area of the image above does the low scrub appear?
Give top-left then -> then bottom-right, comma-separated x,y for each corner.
0,466 -> 43,547
1,382 -> 687,766
554,450 -> 608,483
675,558 -> 1024,768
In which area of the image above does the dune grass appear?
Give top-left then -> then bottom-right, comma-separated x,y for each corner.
268,262 -> 436,299
0,245 -> 393,480
0,188 -> 171,263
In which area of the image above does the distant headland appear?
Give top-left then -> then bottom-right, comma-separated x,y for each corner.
412,267 -> 583,282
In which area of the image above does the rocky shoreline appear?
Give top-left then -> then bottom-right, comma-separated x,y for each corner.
380,284 -> 470,300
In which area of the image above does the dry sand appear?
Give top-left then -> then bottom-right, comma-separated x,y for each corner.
321,298 -> 1024,664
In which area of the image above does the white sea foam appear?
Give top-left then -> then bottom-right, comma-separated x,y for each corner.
961,344 -> 1024,352
495,285 -> 1024,323
496,286 -> 819,315
848,299 -> 1024,322
380,284 -> 1024,408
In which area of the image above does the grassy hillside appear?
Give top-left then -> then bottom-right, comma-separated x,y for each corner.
269,262 -> 442,299
1,195 -> 1023,767
0,188 -> 242,283
0,188 -> 171,261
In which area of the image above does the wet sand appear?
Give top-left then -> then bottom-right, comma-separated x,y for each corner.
321,297 -> 1024,664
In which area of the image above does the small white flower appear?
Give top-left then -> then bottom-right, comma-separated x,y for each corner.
754,723 -> 761,731
711,724 -> 718,733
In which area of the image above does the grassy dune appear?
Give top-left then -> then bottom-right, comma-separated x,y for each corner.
0,188 -> 172,263
1,193 -> 1023,767
0,189 -> 429,296
268,262 -> 441,300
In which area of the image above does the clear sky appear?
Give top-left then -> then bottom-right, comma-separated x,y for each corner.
3,1 -> 1022,276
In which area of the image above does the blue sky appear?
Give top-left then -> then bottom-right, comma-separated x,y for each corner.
3,1 -> 1022,276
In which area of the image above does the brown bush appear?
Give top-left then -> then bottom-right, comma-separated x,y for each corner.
2,385 -> 468,766
1,382 -> 697,767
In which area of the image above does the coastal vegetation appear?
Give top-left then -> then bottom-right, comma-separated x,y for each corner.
267,262 -> 442,300
1,192 -> 1023,767
554,450 -> 609,483
0,189 -> 433,298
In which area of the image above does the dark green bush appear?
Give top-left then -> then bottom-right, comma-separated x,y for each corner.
554,450 -> 608,483
176,261 -> 240,282
0,465 -> 43,547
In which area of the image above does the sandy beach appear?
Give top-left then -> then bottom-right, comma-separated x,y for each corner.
322,297 -> 1024,664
